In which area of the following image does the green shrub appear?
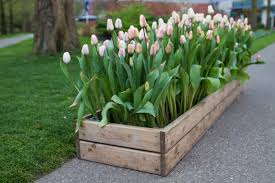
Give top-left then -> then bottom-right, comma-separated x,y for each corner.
96,4 -> 154,37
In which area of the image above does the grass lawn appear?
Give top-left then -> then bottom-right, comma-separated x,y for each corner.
0,34 -> 274,183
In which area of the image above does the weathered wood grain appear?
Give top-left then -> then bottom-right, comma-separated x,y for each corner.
79,121 -> 161,152
161,81 -> 240,153
79,141 -> 161,174
162,85 -> 241,175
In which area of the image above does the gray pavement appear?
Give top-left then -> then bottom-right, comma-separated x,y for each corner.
37,44 -> 275,183
0,34 -> 33,48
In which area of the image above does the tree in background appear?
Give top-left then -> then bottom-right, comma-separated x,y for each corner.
0,0 -> 7,35
251,0 -> 258,29
33,0 -> 79,54
266,0 -> 271,29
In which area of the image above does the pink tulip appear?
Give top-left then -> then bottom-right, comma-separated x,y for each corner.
139,14 -> 147,28
118,48 -> 125,58
135,43 -> 142,54
118,31 -> 125,40
167,24 -> 173,37
91,34 -> 98,45
165,43 -> 172,54
156,27 -> 165,39
127,43 -> 135,54
150,42 -> 159,56
206,30 -> 213,40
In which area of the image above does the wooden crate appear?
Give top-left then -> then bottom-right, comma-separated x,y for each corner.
77,80 -> 241,176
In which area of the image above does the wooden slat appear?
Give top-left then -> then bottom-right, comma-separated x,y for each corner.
79,121 -> 161,152
79,141 -> 161,174
162,85 -> 241,176
161,81 -> 240,153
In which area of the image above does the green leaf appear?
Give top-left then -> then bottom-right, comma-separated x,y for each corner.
136,102 -> 156,117
190,64 -> 202,90
75,102 -> 85,133
100,102 -> 119,127
203,77 -> 221,94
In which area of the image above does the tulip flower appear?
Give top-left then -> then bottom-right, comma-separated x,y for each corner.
180,35 -> 186,44
167,24 -> 173,37
156,27 -> 165,39
150,42 -> 159,56
98,45 -> 106,57
172,11 -> 180,24
182,14 -> 188,22
63,52 -> 71,64
118,48 -> 125,58
91,34 -> 98,45
208,5 -> 214,14
152,21 -> 157,30
244,18 -> 248,25
188,8 -> 195,18
118,31 -> 125,40
128,26 -> 136,40
127,42 -> 135,54
139,29 -> 147,40
107,19 -> 114,31
118,40 -> 126,49
188,31 -> 193,40
206,30 -> 213,40
81,44 -> 89,55
103,40 -> 110,48
135,43 -> 142,54
139,14 -> 147,28
165,43 -> 172,54
115,18 -> 122,29
158,18 -> 164,27
216,35 -> 220,44
205,15 -> 212,23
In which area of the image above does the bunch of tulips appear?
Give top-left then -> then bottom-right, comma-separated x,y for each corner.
61,6 -> 263,131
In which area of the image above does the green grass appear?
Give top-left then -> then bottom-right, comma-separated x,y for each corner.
0,33 -> 29,39
0,34 -> 274,183
251,32 -> 275,54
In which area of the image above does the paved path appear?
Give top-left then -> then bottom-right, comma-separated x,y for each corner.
0,34 -> 33,48
37,44 -> 275,183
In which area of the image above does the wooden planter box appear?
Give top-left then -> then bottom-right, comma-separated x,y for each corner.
76,80 -> 241,176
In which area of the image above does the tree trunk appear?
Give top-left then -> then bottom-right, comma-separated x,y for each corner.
9,0 -> 14,34
251,0 -> 258,29
266,0 -> 271,29
33,0 -> 80,54
0,0 -> 7,35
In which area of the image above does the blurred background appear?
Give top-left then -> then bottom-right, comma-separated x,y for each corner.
0,0 -> 274,52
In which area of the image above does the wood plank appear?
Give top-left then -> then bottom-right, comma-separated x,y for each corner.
79,141 -> 161,175
162,85 -> 241,176
79,121 -> 161,152
161,81 -> 240,153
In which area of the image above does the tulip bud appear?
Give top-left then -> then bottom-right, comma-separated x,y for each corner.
124,32 -> 129,42
118,31 -> 125,40
165,43 -> 172,54
152,21 -> 157,30
91,34 -> 98,45
118,40 -> 126,49
188,31 -> 193,40
98,45 -> 106,57
139,14 -> 147,28
156,27 -> 165,39
208,5 -> 214,14
150,42 -> 159,56
167,24 -> 173,37
188,8 -> 195,18
129,57 -> 134,67
205,15 -> 212,23
139,29 -> 147,40
180,35 -> 186,44
244,18 -> 248,25
172,11 -> 180,24
128,26 -> 136,40
127,43 -> 135,54
81,44 -> 89,55
63,52 -> 71,64
223,15 -> 228,23
107,19 -> 114,31
145,81 -> 150,91
135,43 -> 142,54
216,35 -> 220,44
103,40 -> 110,48
118,48 -> 125,58
115,18 -> 122,29
206,30 -> 213,40
158,18 -> 164,27
182,14 -> 188,22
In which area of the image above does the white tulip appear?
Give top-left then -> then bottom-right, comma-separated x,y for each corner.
63,52 -> 71,64
107,19 -> 114,31
158,18 -> 164,27
91,34 -> 98,45
118,40 -> 126,49
205,15 -> 212,23
98,45 -> 106,57
152,21 -> 157,30
208,5 -> 214,14
81,44 -> 89,55
188,8 -> 195,18
115,18 -> 122,29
